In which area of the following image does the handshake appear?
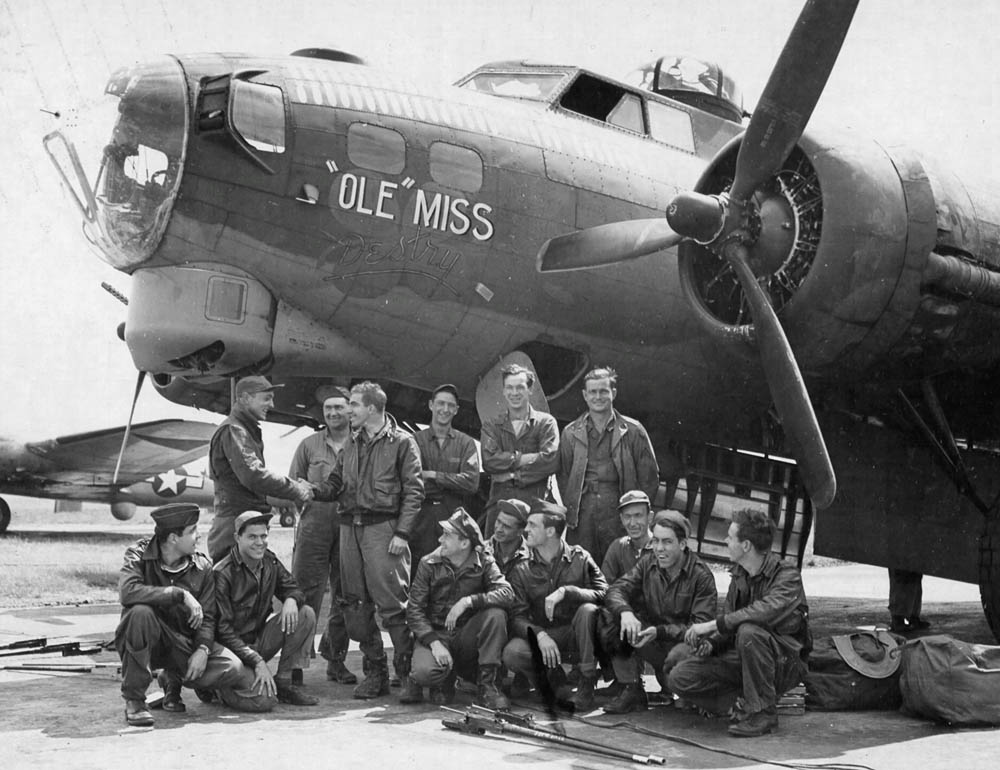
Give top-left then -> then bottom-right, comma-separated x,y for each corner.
290,478 -> 316,505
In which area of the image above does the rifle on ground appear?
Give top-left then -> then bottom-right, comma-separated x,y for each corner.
441,704 -> 666,765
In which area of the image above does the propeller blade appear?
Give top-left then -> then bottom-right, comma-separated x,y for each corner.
729,0 -> 858,203
112,369 -> 147,486
727,245 -> 836,508
537,219 -> 682,273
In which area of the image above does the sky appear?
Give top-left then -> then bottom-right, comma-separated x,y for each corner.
0,0 -> 997,473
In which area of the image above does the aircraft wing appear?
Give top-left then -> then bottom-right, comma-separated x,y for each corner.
24,419 -> 218,484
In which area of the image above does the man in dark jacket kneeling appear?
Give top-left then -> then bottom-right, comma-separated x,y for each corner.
115,503 -> 247,727
406,508 -> 513,708
214,511 -> 319,707
670,508 -> 811,737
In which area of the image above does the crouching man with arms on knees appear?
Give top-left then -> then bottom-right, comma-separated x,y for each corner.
406,508 -> 514,708
115,503 -> 248,727
502,503 -> 608,711
600,510 -> 717,713
213,511 -> 319,708
669,508 -> 811,737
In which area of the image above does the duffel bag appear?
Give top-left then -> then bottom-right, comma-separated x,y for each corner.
805,629 -> 903,710
899,634 -> 1000,725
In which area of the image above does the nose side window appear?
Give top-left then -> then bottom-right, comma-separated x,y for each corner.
231,80 -> 287,153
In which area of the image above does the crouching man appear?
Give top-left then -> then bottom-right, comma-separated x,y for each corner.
600,510 -> 717,713
405,509 -> 513,707
115,503 -> 247,727
502,504 -> 608,711
213,511 -> 319,707
669,508 -> 811,737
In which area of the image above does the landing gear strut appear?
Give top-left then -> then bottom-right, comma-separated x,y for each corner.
899,381 -> 1000,642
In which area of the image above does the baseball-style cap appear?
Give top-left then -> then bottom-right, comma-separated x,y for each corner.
496,499 -> 531,526
653,509 -> 692,539
235,376 -> 284,398
618,490 -> 651,510
234,510 -> 273,534
439,508 -> 484,548
151,503 -> 200,532
431,383 -> 459,401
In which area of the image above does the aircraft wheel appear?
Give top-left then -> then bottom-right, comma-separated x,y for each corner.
979,515 -> 1000,643
0,497 -> 10,534
279,508 -> 296,528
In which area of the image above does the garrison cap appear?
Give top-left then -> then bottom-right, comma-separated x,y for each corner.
496,499 -> 531,526
440,507 -> 484,548
235,376 -> 283,398
151,502 -> 200,532
653,509 -> 691,539
234,510 -> 273,535
529,498 -> 567,520
618,490 -> 651,510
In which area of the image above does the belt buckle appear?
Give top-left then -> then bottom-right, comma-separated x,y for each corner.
352,515 -> 364,526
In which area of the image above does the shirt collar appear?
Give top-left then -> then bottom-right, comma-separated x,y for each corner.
230,403 -> 260,430
654,547 -> 696,578
529,540 -> 573,564
489,535 -> 528,558
505,405 -> 538,426
730,551 -> 780,580
426,547 -> 483,568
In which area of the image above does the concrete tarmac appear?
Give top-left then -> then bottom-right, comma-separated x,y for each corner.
1,562 -> 997,769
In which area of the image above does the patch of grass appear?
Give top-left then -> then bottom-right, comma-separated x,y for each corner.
0,535 -> 127,607
71,568 -> 119,591
0,526 -> 295,608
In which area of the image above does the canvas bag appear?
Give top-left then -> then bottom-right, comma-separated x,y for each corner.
804,629 -> 903,710
899,634 -> 1000,725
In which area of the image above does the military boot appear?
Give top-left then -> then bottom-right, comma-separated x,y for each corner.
566,674 -> 597,712
395,651 -> 423,704
326,653 -> 358,684
429,672 -> 457,705
728,707 -> 779,737
353,655 -> 390,700
157,670 -> 185,712
603,682 -> 648,714
125,699 -> 154,727
475,665 -> 510,711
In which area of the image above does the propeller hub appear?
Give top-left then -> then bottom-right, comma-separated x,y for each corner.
747,193 -> 796,276
666,191 -> 726,245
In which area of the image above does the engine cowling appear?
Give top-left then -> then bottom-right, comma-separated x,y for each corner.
678,127 -> 1000,384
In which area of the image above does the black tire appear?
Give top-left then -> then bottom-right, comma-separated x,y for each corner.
0,497 -> 10,534
979,515 -> 1000,643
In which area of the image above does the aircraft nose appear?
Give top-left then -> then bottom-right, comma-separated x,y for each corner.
46,57 -> 189,271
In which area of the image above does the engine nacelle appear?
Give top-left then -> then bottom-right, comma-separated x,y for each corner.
679,127 -> 1000,384
111,501 -> 137,521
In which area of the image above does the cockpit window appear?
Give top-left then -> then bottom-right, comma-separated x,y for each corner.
647,101 -> 695,152
606,93 -> 644,133
231,80 -> 286,153
461,72 -> 564,102
559,73 -> 646,134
